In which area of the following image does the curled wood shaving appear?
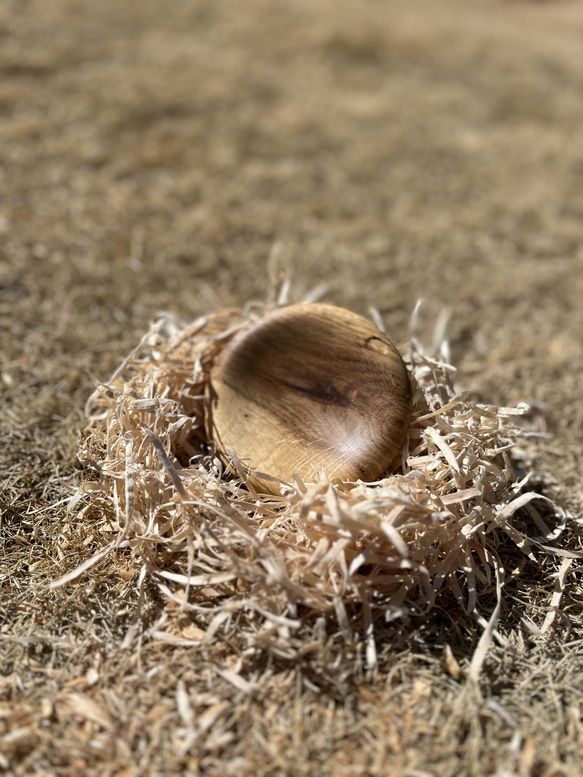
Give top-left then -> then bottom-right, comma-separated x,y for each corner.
58,306 -> 572,664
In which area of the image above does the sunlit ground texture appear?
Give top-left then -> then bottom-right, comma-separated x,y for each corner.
1,0 -> 583,774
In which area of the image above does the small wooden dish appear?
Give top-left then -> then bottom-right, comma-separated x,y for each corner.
207,304 -> 412,494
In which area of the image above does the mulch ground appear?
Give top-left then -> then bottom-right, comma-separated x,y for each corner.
1,0 -> 583,774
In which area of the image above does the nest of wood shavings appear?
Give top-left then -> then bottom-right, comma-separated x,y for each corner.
63,304 -> 568,662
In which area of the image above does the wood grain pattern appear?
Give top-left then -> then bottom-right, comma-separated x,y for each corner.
208,304 -> 412,493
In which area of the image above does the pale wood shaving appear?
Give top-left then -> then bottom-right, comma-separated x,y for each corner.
58,306 -> 572,665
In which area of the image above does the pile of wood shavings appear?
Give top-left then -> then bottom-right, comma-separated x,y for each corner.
61,306 -> 568,663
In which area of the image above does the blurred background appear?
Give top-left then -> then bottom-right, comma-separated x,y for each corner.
2,0 -> 582,501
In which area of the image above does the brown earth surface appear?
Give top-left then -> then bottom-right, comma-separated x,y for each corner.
1,0 -> 583,775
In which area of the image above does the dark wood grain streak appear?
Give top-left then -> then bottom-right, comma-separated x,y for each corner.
208,304 -> 412,494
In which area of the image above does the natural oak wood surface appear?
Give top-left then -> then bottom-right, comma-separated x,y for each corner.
208,304 -> 412,493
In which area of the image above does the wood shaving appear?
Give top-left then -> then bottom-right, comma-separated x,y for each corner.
58,305 -> 570,670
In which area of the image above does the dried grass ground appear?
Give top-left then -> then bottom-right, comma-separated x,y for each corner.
1,0 -> 583,775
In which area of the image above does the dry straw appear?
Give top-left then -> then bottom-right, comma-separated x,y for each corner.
54,303 -> 574,669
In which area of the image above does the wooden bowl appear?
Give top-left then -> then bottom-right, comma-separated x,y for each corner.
207,304 -> 412,494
